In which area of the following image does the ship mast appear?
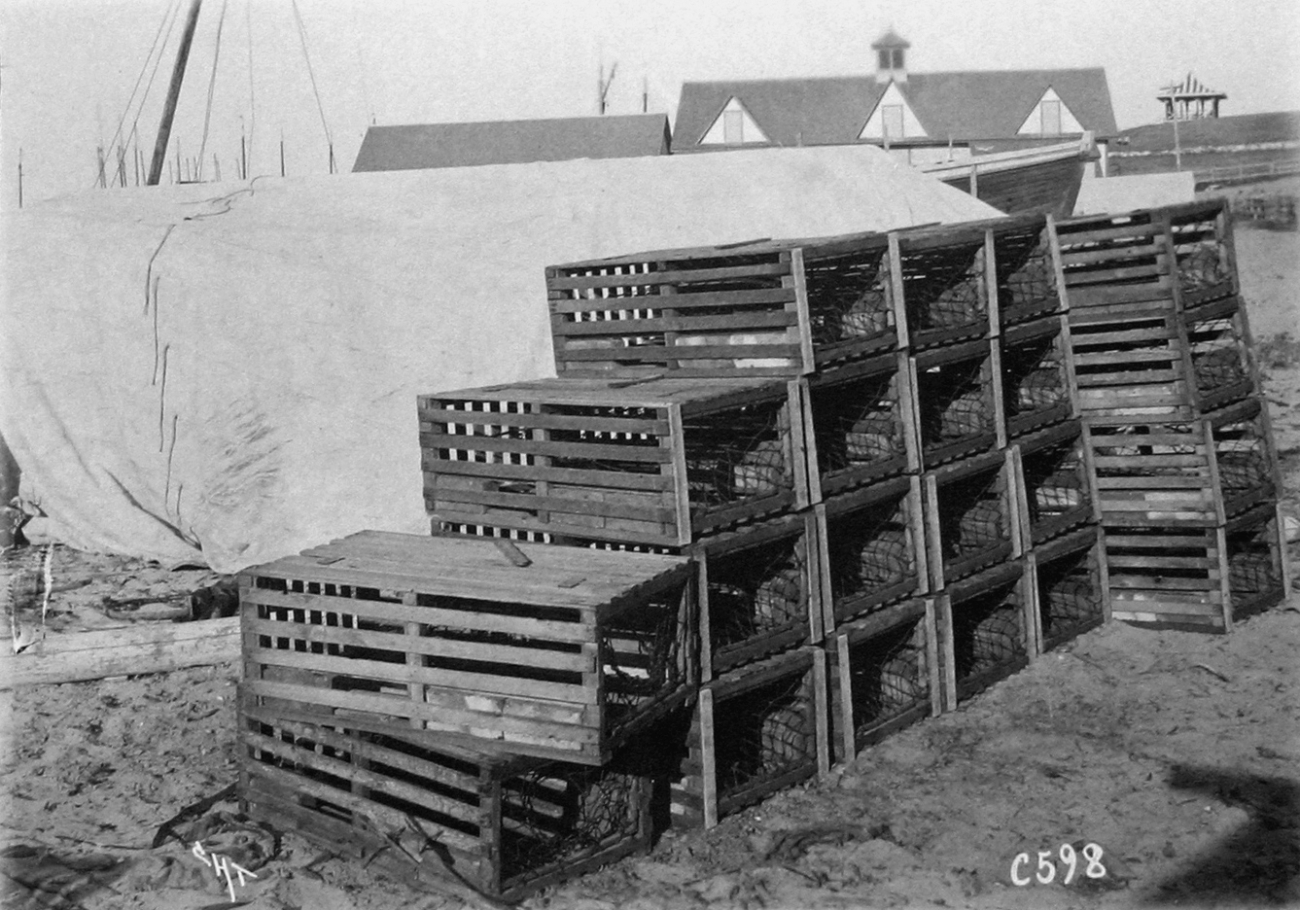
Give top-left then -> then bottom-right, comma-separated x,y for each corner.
147,0 -> 203,186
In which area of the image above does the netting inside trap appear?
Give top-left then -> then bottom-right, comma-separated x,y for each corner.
1001,334 -> 1068,421
1020,437 -> 1090,531
803,246 -> 893,343
827,490 -> 916,609
601,594 -> 691,726
898,239 -> 987,333
845,618 -> 929,736
706,534 -> 810,654
1187,315 -> 1248,395
683,401 -> 791,506
1226,518 -> 1284,620
951,583 -> 1026,687
916,355 -> 994,453
1036,546 -> 1104,644
811,370 -> 906,478
500,762 -> 644,876
936,466 -> 1008,562
995,225 -> 1057,317
1211,413 -> 1274,505
1170,216 -> 1232,301
712,667 -> 818,795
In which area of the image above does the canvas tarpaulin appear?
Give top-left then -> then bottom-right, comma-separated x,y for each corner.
0,145 -> 998,573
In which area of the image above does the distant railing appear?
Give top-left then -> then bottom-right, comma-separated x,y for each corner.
1194,157 -> 1300,188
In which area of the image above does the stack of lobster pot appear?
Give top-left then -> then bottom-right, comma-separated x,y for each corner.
1056,198 -> 1291,633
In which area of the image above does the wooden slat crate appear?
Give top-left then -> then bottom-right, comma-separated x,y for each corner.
1184,296 -> 1259,412
990,213 -> 1069,328
923,450 -> 1019,590
911,339 -> 1002,469
420,377 -> 811,548
1056,200 -> 1235,314
239,531 -> 695,765
999,314 -> 1077,440
544,231 -> 903,378
1087,419 -> 1219,527
1011,420 -> 1098,549
694,510 -> 824,681
801,351 -> 918,500
1103,502 -> 1290,633
1067,308 -> 1195,421
893,223 -> 992,349
670,647 -> 830,829
1206,398 -> 1282,519
826,598 -> 940,763
814,475 -> 929,628
238,694 -> 653,902
934,560 -> 1034,710
1028,525 -> 1110,654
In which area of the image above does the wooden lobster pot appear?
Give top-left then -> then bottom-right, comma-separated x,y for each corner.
240,531 -> 695,765
421,376 -> 811,548
670,647 -> 830,829
1027,524 -> 1110,654
825,598 -> 941,763
934,560 -> 1035,711
989,213 -> 1069,329
1011,419 -> 1098,550
238,694 -> 654,902
922,449 -> 1020,590
999,314 -> 1078,441
910,338 -> 1004,469
545,230 -> 903,378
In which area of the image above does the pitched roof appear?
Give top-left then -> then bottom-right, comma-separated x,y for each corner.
673,69 -> 1118,148
1158,72 -> 1226,100
352,113 -> 671,172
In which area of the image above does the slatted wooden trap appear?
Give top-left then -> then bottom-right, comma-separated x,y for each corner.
935,561 -> 1034,709
999,315 -> 1076,439
923,450 -> 1018,590
420,377 -> 810,548
1104,503 -> 1290,633
814,475 -> 929,626
239,532 -> 695,765
1066,308 -> 1193,420
671,647 -> 829,829
911,339 -> 1002,468
545,231 -> 903,378
238,695 -> 654,902
1184,296 -> 1258,412
693,510 -> 824,680
893,224 -> 992,349
1028,525 -> 1110,654
990,214 -> 1068,328
1087,418 -> 1219,527
826,598 -> 940,762
1055,199 -> 1236,314
801,351 -> 918,499
1012,420 -> 1097,549
1206,398 -> 1281,519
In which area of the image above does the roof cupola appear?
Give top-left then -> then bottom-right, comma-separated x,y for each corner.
872,28 -> 910,84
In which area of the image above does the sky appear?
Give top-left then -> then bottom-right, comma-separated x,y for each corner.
2,0 -> 1298,208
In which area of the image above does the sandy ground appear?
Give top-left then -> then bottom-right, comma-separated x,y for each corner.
1,210 -> 1297,910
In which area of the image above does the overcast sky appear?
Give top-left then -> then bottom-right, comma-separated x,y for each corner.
2,0 -> 1298,208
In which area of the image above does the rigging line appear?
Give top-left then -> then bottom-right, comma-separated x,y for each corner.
291,0 -> 334,148
196,0 -> 231,181
245,0 -> 256,175
95,0 -> 182,189
122,0 -> 187,186
105,0 -> 180,175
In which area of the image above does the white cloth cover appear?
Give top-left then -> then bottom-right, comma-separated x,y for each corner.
1,145 -> 998,573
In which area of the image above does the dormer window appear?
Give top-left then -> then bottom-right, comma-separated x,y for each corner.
878,47 -> 904,70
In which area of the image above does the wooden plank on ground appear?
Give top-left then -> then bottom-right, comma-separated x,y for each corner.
0,617 -> 239,689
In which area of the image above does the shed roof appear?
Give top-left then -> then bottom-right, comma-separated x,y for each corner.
673,68 -> 1118,148
353,113 -> 671,172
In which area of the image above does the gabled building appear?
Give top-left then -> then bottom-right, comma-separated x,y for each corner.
673,29 -> 1119,172
352,113 -> 671,172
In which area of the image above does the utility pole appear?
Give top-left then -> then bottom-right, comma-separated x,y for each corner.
147,0 -> 203,185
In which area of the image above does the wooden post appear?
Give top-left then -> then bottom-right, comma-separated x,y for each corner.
147,0 -> 204,186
